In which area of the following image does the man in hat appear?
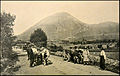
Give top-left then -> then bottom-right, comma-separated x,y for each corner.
27,44 -> 34,67
73,46 -> 79,64
23,43 -> 27,51
26,43 -> 32,60
26,43 -> 37,67
78,47 -> 84,64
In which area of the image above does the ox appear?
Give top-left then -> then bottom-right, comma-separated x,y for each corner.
40,47 -> 50,65
26,46 -> 50,67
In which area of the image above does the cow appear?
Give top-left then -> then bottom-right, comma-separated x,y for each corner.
40,47 -> 50,65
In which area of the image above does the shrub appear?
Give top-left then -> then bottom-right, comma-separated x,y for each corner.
0,12 -> 19,74
30,28 -> 47,47
1,12 -> 16,58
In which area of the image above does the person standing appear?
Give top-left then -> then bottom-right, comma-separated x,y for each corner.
86,48 -> 90,64
23,43 -> 27,51
83,47 -> 88,65
99,48 -> 106,70
28,46 -> 34,67
83,47 -> 89,65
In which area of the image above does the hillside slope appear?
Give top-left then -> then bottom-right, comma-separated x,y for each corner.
17,12 -> 119,41
75,22 -> 119,41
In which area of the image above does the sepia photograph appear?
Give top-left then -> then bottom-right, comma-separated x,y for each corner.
0,1 -> 119,75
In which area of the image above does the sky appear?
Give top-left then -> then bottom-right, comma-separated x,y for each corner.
1,1 -> 119,35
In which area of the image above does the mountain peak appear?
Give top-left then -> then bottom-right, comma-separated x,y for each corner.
50,12 -> 73,17
17,12 -> 119,41
55,12 -> 70,15
17,12 -> 86,41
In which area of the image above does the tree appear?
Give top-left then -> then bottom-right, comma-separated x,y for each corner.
0,12 -> 16,58
30,28 -> 47,47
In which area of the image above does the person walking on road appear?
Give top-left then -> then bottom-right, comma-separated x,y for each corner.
99,48 -> 106,70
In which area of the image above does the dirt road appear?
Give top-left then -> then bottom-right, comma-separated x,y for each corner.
13,50 -> 118,75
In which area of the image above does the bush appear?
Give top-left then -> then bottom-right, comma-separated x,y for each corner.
89,55 -> 119,74
1,12 -> 16,58
30,28 -> 47,47
0,12 -> 19,75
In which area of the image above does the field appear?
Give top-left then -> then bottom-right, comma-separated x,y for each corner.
48,42 -> 119,60
50,51 -> 119,74
90,52 -> 119,60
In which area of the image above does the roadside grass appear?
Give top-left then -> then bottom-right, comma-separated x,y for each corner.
0,51 -> 21,75
50,51 -> 119,74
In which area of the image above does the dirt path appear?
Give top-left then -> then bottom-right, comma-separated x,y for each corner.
13,50 -> 118,75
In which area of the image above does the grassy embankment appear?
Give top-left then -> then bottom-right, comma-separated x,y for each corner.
0,51 -> 20,75
50,50 -> 119,74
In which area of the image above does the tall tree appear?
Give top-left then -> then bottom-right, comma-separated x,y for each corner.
0,12 -> 16,58
30,28 -> 47,47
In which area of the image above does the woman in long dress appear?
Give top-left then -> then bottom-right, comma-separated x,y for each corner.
83,47 -> 90,65
100,48 -> 106,70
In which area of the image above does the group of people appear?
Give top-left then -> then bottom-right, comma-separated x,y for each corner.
23,43 -> 50,67
64,46 -> 106,70
71,46 -> 90,65
23,42 -> 106,70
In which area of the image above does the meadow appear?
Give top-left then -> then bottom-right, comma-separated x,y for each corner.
90,52 -> 119,60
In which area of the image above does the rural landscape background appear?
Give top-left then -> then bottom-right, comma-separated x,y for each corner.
1,1 -> 119,75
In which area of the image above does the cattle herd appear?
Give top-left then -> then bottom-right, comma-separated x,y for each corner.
23,43 -> 50,67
